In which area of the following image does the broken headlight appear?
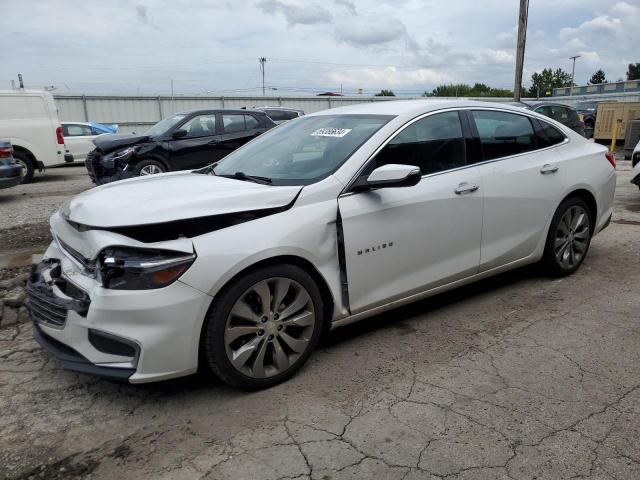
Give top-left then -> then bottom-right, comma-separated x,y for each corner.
102,146 -> 137,169
98,247 -> 196,290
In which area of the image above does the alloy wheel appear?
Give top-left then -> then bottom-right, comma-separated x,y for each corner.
554,205 -> 590,269
224,277 -> 316,378
139,164 -> 163,175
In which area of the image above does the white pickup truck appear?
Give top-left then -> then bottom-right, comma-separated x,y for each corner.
0,90 -> 70,182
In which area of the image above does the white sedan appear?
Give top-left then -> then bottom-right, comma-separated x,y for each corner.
61,122 -> 117,163
28,100 -> 616,389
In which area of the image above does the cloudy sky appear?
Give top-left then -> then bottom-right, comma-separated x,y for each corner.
0,0 -> 637,96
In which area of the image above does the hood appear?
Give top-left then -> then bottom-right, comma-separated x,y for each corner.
93,133 -> 150,153
61,171 -> 302,228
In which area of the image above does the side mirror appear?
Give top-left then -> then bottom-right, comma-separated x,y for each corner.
362,164 -> 421,189
171,129 -> 188,139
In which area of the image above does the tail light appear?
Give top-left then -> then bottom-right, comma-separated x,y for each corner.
0,146 -> 13,158
605,152 -> 616,169
56,126 -> 64,145
578,120 -> 585,129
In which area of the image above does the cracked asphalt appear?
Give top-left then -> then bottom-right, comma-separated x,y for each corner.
1,162 -> 639,480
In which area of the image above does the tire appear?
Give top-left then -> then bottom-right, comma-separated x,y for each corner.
201,264 -> 324,390
542,197 -> 593,277
13,151 -> 35,184
134,159 -> 166,176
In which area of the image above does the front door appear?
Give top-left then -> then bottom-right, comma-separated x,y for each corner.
167,113 -> 223,169
338,111 -> 484,313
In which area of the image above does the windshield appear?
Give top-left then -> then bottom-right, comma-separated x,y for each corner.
143,114 -> 187,137
213,114 -> 392,186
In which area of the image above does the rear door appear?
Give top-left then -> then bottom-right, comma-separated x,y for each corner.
469,110 -> 567,271
166,113 -> 223,169
216,113 -> 265,157
338,110 -> 484,313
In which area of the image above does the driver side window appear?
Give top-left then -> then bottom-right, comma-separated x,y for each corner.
373,111 -> 466,175
181,115 -> 217,138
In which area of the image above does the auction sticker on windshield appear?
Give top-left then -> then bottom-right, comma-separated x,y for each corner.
311,128 -> 352,138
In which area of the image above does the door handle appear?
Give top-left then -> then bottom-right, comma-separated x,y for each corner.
207,140 -> 219,145
454,182 -> 479,195
540,164 -> 559,174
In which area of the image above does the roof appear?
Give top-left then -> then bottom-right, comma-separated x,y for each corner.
308,99 -> 534,117
174,108 -> 267,116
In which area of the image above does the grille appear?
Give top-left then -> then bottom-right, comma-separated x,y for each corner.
85,150 -> 101,182
26,288 -> 68,327
26,260 -> 91,329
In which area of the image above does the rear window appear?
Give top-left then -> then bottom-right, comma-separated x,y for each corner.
471,110 -> 537,160
535,120 -> 566,147
264,109 -> 300,121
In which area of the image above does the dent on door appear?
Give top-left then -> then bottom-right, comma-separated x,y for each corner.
337,169 -> 483,314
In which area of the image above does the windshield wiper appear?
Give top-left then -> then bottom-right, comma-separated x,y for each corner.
218,171 -> 272,185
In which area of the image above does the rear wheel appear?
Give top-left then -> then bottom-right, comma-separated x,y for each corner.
202,264 -> 324,390
134,159 -> 166,176
13,151 -> 35,184
542,197 -> 593,277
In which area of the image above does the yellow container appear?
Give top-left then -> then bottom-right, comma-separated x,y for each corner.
594,102 -> 640,140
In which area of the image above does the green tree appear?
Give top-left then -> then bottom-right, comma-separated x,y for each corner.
527,68 -> 572,97
374,89 -> 395,96
627,63 -> 640,80
589,69 -> 607,85
422,83 -> 512,98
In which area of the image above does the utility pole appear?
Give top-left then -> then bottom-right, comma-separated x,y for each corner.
259,57 -> 267,96
513,0 -> 529,101
569,55 -> 580,95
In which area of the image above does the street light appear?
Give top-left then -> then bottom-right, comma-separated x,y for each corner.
569,55 -> 580,95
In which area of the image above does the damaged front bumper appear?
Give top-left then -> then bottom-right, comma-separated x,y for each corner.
28,237 -> 213,383
85,150 -> 136,185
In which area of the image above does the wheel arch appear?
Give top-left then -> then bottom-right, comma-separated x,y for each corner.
12,145 -> 37,164
196,254 -> 336,370
133,155 -> 170,172
208,255 -> 335,327
560,188 -> 597,232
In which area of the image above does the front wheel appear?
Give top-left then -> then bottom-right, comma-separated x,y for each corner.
134,159 -> 166,176
542,197 -> 593,277
201,264 -> 324,390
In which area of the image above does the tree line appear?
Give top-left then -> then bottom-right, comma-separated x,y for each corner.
373,62 -> 640,99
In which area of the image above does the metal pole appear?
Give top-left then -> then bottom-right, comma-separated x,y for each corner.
259,57 -> 266,97
82,95 -> 89,121
513,0 -> 529,101
569,55 -> 580,96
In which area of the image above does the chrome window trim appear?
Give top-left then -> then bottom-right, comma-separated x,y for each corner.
340,106 -> 570,196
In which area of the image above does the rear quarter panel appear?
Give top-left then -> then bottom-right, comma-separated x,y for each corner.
555,135 -> 616,233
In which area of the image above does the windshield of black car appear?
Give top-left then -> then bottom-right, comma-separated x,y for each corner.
213,114 -> 393,186
143,114 -> 187,137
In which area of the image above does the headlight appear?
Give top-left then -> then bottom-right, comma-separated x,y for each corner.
98,247 -> 196,290
103,147 -> 136,167
112,146 -> 136,161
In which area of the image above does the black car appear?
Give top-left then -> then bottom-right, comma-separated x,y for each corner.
0,140 -> 24,190
523,102 -> 585,136
86,109 -> 276,184
575,101 -> 598,133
